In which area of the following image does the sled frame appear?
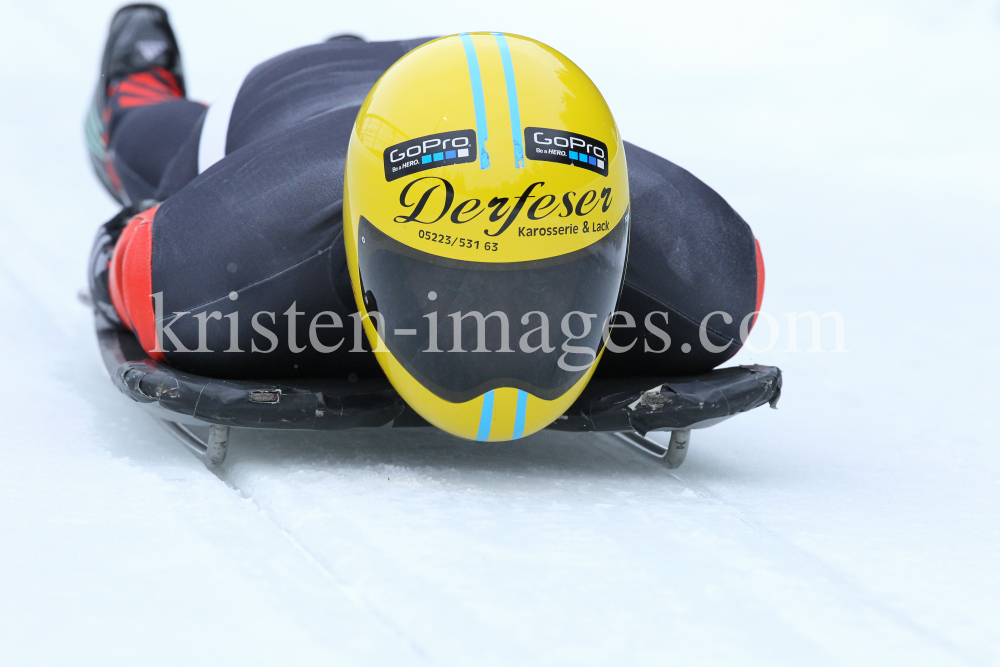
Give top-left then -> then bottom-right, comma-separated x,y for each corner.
93,309 -> 781,470
158,420 -> 230,467
616,430 -> 690,469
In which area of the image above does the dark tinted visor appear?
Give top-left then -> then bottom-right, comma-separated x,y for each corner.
356,209 -> 629,403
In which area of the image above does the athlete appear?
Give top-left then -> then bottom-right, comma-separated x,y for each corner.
87,5 -> 765,438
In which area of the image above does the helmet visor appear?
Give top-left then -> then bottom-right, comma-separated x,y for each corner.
356,209 -> 629,403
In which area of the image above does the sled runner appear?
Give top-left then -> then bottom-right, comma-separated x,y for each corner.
94,310 -> 781,469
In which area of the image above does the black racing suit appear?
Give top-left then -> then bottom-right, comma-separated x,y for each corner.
97,38 -> 763,380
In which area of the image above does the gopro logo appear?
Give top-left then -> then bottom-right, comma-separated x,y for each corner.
383,130 -> 478,182
524,127 -> 609,177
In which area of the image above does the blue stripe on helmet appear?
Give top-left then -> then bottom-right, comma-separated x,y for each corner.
476,390 -> 495,441
459,33 -> 490,170
492,33 -> 525,169
512,390 -> 528,439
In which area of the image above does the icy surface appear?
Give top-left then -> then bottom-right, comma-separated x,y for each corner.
1,1 -> 998,664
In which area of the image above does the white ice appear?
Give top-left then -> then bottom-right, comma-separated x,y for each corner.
1,0 -> 998,664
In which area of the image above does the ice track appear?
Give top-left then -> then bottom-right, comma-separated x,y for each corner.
216,429 -> 978,666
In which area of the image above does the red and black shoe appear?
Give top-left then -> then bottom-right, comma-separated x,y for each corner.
85,4 -> 185,204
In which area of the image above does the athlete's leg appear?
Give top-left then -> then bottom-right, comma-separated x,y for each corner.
103,104 -> 382,379
96,39 -> 431,379
105,71 -> 205,203
85,4 -> 203,205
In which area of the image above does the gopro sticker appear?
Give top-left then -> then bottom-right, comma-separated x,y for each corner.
383,130 -> 478,182
524,127 -> 609,177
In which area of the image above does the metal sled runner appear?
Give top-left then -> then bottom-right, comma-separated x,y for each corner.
95,312 -> 781,468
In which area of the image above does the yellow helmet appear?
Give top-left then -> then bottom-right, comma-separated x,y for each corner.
344,32 -> 630,441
